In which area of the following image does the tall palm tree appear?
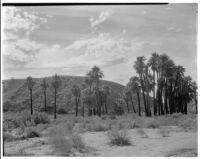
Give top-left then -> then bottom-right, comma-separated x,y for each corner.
71,84 -> 81,117
26,76 -> 35,115
51,74 -> 62,119
123,88 -> 130,113
103,85 -> 110,114
40,78 -> 49,112
87,66 -> 104,117
85,77 -> 93,91
129,76 -> 141,116
191,81 -> 198,114
134,56 -> 148,116
148,52 -> 159,115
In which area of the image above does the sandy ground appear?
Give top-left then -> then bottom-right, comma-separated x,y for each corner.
4,126 -> 197,157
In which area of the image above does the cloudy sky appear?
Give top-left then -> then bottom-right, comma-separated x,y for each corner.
2,4 -> 197,85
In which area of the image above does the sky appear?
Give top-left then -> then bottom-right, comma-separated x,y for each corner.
2,4 -> 197,85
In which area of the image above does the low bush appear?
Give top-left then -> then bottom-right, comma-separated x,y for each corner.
48,123 -> 86,156
159,128 -> 170,137
108,128 -> 131,146
24,127 -> 41,138
144,119 -> 159,129
49,135 -> 73,156
72,133 -> 85,150
3,132 -> 16,142
137,129 -> 148,138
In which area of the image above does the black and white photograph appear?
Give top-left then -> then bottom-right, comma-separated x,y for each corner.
1,1 -> 198,157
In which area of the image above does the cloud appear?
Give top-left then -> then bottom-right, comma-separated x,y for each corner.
2,7 -> 48,68
167,27 -> 182,32
3,7 -> 47,35
89,9 -> 113,28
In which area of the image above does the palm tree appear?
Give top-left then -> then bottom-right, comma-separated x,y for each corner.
87,66 -> 104,117
40,78 -> 49,112
123,88 -> 130,113
129,76 -> 141,116
103,85 -> 110,114
148,52 -> 159,115
26,76 -> 35,115
134,56 -> 148,116
71,85 -> 81,117
85,77 -> 93,91
51,74 -> 62,119
191,81 -> 198,114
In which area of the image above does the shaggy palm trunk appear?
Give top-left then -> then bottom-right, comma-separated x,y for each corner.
160,88 -> 164,115
140,75 -> 147,116
195,92 -> 197,114
184,100 -> 187,115
130,95 -> 136,113
44,90 -> 47,112
137,92 -> 141,116
164,81 -> 169,114
153,71 -> 156,115
75,98 -> 78,117
105,96 -> 108,114
82,103 -> 84,117
126,101 -> 130,113
54,88 -> 57,119
30,89 -> 33,115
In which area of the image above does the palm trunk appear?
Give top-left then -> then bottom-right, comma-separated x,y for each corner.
82,103 -> 84,117
137,92 -> 141,116
164,80 -> 169,114
126,101 -> 130,113
153,71 -> 156,115
195,92 -> 197,114
140,75 -> 147,116
75,98 -> 78,117
44,90 -> 47,112
160,88 -> 164,115
54,88 -> 57,119
130,95 -> 136,113
30,89 -> 33,115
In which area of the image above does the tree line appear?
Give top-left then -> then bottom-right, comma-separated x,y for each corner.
123,53 -> 198,116
26,53 -> 198,119
26,66 -> 110,119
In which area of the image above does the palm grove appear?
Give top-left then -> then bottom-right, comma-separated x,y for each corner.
26,53 -> 198,119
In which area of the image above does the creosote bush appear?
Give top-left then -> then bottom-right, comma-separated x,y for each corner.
137,129 -> 149,138
108,127 -> 131,146
47,122 -> 86,156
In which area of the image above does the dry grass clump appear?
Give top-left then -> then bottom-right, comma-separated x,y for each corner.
3,132 -> 17,142
159,128 -> 170,137
47,122 -> 86,156
137,129 -> 149,138
107,127 -> 131,146
24,127 -> 41,138
144,118 -> 159,129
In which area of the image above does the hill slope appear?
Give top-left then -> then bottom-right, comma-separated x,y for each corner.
3,76 -> 130,114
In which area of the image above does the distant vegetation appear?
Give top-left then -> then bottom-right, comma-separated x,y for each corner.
3,53 -> 197,118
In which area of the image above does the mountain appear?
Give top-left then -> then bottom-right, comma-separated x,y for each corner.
3,75 -> 130,114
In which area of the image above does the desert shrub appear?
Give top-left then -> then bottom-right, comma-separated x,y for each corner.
48,123 -> 86,156
24,127 -> 41,138
57,108 -> 68,114
108,128 -> 131,146
3,132 -> 16,142
72,133 -> 85,150
144,119 -> 159,128
137,129 -> 148,138
32,112 -> 50,125
49,135 -> 73,156
159,128 -> 170,137
87,118 -> 110,132
110,115 -> 117,120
